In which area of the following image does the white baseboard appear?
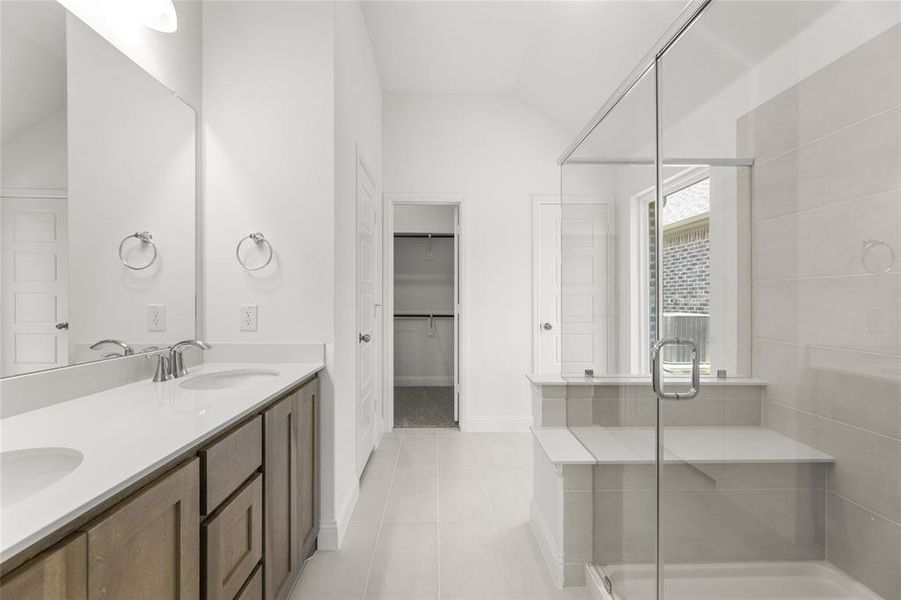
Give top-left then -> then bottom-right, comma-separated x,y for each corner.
394,376 -> 453,387
461,415 -> 533,432
530,499 -> 565,589
318,480 -> 359,550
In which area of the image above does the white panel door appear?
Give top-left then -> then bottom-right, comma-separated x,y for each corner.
537,200 -> 611,376
1,196 -> 69,375
356,150 -> 378,474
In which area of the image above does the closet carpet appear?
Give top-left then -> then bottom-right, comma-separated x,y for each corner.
394,386 -> 456,428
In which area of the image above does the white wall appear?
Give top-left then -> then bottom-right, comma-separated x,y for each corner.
394,204 -> 455,234
0,110 -> 67,191
384,93 -> 573,430
332,0 -> 383,546
202,2 -> 335,344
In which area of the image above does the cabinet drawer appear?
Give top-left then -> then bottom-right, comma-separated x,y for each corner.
202,473 -> 263,600
235,565 -> 263,600
200,416 -> 262,515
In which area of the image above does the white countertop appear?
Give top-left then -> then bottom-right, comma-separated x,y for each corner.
527,373 -> 767,387
533,426 -> 834,466
0,362 -> 322,564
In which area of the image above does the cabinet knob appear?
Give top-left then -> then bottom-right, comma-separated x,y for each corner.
359,333 -> 371,343
542,322 -> 552,331
55,322 -> 69,330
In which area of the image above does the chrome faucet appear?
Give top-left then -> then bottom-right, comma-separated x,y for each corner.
169,340 -> 211,378
90,339 -> 135,357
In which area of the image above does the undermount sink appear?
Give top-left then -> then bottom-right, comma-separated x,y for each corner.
179,368 -> 280,390
1,447 -> 84,509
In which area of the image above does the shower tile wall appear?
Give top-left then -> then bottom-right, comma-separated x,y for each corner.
742,23 -> 901,600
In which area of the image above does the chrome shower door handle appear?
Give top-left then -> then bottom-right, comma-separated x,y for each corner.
651,337 -> 700,401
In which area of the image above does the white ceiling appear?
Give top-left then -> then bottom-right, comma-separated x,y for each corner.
362,1 -> 687,134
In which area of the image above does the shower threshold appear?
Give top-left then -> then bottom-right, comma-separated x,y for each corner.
590,561 -> 882,600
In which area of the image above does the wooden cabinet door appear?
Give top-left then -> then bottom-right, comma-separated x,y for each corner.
264,394 -> 298,600
296,379 -> 318,562
87,459 -> 199,600
1,534 -> 87,600
202,473 -> 263,600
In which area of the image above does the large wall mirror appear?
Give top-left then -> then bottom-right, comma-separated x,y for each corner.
1,1 -> 196,377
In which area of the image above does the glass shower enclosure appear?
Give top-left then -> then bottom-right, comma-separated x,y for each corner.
558,1 -> 901,598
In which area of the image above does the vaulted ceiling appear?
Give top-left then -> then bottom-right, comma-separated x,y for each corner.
362,1 -> 686,135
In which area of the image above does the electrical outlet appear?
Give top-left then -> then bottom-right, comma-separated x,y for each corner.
240,304 -> 258,332
147,304 -> 167,332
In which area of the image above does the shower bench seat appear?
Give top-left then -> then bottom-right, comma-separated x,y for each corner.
528,426 -> 834,591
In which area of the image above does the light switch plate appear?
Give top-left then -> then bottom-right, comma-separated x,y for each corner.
148,304 -> 167,332
240,304 -> 258,332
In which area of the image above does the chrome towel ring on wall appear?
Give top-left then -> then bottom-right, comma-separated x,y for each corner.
862,238 -> 896,273
236,232 -> 273,271
118,231 -> 157,270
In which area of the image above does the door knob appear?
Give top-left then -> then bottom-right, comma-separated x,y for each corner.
542,322 -> 552,331
55,322 -> 69,330
359,333 -> 371,343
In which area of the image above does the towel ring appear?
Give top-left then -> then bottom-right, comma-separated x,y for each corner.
119,231 -> 157,270
236,232 -> 273,271
862,239 -> 895,273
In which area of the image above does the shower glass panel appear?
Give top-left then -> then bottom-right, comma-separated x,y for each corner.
655,3 -> 901,599
560,63 -> 658,596
558,1 -> 901,599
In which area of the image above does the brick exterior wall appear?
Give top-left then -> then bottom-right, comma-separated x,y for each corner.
662,221 -> 710,314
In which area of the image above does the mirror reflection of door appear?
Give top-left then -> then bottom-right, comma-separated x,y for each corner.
1,195 -> 69,375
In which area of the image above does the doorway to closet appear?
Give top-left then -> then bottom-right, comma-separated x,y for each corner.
388,202 -> 460,429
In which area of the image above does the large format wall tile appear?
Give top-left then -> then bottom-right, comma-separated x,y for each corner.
827,493 -> 901,600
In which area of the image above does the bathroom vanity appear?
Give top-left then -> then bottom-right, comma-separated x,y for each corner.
0,364 -> 323,600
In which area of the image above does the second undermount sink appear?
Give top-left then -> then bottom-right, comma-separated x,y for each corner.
1,447 -> 84,509
179,368 -> 280,390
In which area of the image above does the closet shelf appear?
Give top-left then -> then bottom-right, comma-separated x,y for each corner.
394,313 -> 454,318
394,233 -> 454,239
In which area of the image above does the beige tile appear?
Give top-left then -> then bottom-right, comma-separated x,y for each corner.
403,427 -> 438,437
365,523 -> 439,599
563,465 -> 592,491
437,436 -> 479,470
382,469 -> 438,522
368,438 -> 401,470
563,491 -> 593,563
662,386 -> 723,426
829,421 -> 901,523
483,469 -> 532,524
439,522 -> 514,599
541,397 -> 567,426
473,433 -> 532,470
753,105 -> 901,222
722,385 -> 763,426
566,395 -> 592,426
830,367 -> 901,440
766,402 -> 834,454
396,437 -> 437,470
497,522 -> 589,599
753,340 -> 828,417
438,469 -> 494,522
352,464 -> 394,523
291,521 -> 380,599
435,427 -> 468,437
827,492 -> 901,600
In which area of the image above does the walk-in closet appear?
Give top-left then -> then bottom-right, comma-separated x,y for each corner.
391,204 -> 459,428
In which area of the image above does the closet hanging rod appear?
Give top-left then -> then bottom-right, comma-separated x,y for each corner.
394,313 -> 454,318
394,233 -> 454,239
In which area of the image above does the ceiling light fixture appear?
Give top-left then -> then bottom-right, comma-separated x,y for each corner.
136,0 -> 178,33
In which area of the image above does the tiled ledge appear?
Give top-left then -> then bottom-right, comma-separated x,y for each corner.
533,426 -> 835,466
527,373 -> 767,387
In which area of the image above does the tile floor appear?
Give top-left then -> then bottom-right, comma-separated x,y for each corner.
290,428 -> 588,599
